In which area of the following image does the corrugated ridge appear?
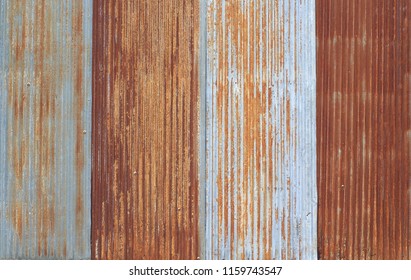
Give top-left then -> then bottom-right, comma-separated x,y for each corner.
0,0 -> 92,259
205,0 -> 317,260
317,0 -> 410,260
91,0 -> 199,259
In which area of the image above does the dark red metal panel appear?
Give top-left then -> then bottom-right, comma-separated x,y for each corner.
91,0 -> 200,259
317,0 -> 411,259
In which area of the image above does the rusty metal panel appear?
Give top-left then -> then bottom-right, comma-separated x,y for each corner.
204,0 -> 317,259
317,0 -> 411,259
0,0 -> 92,259
92,0 -> 200,259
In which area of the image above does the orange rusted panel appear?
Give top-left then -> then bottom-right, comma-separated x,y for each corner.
317,0 -> 411,259
0,0 -> 92,259
92,0 -> 200,259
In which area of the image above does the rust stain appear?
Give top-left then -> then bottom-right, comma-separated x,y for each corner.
72,0 -> 85,251
317,0 -> 411,259
33,0 -> 57,256
7,0 -> 26,242
92,0 -> 200,259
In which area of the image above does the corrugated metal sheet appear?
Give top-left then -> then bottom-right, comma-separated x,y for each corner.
0,0 -> 92,259
317,0 -> 411,259
203,0 -> 317,259
91,0 -> 200,259
6,0 -> 408,261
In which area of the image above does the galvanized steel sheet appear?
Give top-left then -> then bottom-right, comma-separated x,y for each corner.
317,0 -> 411,259
203,0 -> 317,259
0,0 -> 92,259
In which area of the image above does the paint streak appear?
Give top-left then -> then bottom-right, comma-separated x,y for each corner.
0,0 -> 92,259
317,0 -> 411,259
205,0 -> 317,259
92,0 -> 200,259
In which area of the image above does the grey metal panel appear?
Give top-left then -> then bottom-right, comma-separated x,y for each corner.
203,0 -> 317,259
0,0 -> 92,259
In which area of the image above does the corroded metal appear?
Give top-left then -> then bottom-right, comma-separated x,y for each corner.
0,0 -> 92,259
317,0 -> 411,259
204,0 -> 317,259
92,0 -> 200,259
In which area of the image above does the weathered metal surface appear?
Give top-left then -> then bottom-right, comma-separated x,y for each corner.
204,0 -> 317,259
317,0 -> 411,259
92,0 -> 200,259
0,0 -> 92,259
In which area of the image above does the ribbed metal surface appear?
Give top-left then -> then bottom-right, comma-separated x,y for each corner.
92,0 -> 200,259
317,0 -> 411,259
204,0 -> 317,259
0,0 -> 92,259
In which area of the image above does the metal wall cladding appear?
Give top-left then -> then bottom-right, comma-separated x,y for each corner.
6,0 -> 407,261
317,0 -> 411,259
92,0 -> 200,259
0,0 -> 92,259
203,0 -> 317,259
